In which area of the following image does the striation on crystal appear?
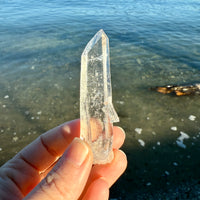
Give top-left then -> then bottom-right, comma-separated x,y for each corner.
80,29 -> 119,164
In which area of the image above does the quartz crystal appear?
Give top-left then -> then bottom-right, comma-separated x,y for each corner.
80,29 -> 119,164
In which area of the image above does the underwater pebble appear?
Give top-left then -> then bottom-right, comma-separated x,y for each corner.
165,171 -> 170,176
37,111 -> 42,115
173,162 -> 178,166
31,66 -> 35,70
176,140 -> 186,149
152,146 -> 156,150
27,132 -> 31,135
136,58 -> 142,65
171,126 -> 177,131
189,115 -> 196,121
54,83 -> 59,89
138,139 -> 145,147
116,100 -> 124,105
157,141 -> 161,145
2,105 -> 6,108
135,128 -> 142,134
0,148 -> 2,151
176,131 -> 190,149
146,117 -> 150,120
25,111 -> 30,115
146,182 -> 152,186
13,136 -> 18,142
152,131 -> 156,135
4,95 -> 9,99
187,155 -> 191,159
178,131 -> 190,142
13,132 -> 16,135
49,118 -> 52,121
1,129 -> 4,133
31,117 -> 35,120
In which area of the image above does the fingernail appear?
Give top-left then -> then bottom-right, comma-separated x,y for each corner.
117,126 -> 126,136
65,138 -> 89,167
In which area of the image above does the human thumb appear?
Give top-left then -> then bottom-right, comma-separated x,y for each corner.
25,138 -> 93,200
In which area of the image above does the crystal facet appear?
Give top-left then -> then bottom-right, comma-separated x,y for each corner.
80,29 -> 119,164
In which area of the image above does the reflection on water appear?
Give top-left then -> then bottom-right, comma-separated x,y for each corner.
0,0 -> 200,199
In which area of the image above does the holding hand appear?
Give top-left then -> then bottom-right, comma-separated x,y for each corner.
0,119 -> 127,200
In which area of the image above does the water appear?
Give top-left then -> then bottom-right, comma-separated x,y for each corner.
0,0 -> 200,198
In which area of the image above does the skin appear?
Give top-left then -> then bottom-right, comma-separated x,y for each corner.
0,119 -> 127,200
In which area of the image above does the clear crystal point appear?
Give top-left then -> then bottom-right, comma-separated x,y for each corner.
80,29 -> 119,164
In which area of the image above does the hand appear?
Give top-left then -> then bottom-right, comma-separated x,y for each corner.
0,119 -> 127,200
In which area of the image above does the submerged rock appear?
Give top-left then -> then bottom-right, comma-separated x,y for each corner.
151,84 -> 200,96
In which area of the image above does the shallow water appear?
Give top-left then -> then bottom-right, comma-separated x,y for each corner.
0,0 -> 200,199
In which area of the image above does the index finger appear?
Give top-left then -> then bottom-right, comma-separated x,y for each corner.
20,119 -> 81,172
